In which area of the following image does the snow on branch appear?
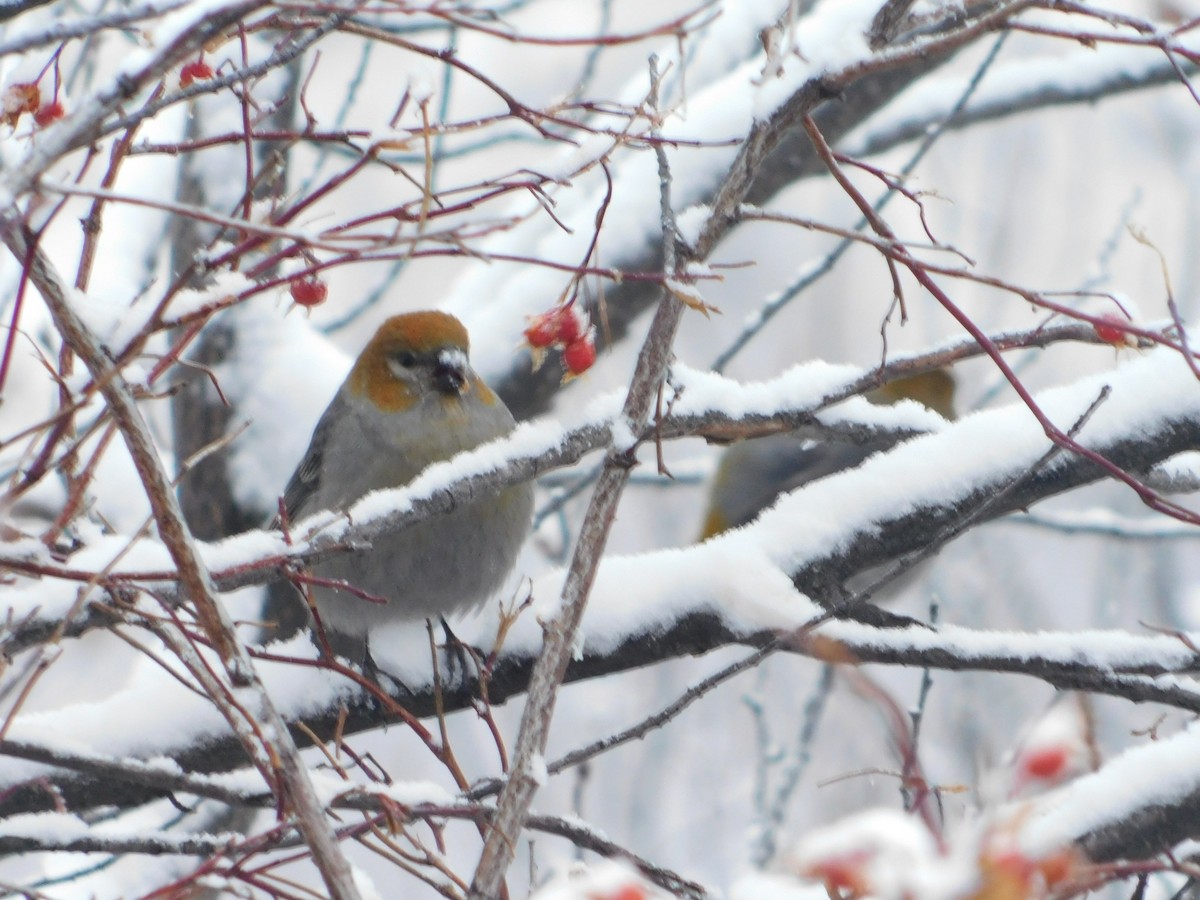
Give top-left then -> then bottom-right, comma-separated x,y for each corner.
0,321 -> 1156,657
461,0 -> 1072,418
4,599 -> 1200,865
847,41 -> 1199,161
1,348 -> 1198,828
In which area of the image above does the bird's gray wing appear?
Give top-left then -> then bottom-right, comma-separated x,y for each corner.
265,396 -> 352,643
280,394 -> 345,522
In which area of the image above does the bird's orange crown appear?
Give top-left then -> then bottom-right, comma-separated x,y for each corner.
349,312 -> 475,412
371,311 -> 470,356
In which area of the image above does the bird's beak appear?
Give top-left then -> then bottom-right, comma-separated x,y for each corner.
433,348 -> 468,395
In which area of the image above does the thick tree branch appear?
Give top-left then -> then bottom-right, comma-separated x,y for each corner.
2,395 -> 1198,819
491,1 -> 1015,419
0,324 -> 1180,662
0,322 -> 1132,658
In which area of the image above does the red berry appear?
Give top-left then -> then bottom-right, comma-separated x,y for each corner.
1019,745 -> 1069,781
180,60 -> 215,88
289,276 -> 328,307
1093,313 -> 1130,345
33,100 -> 64,126
523,313 -> 558,349
1037,849 -> 1078,886
525,306 -> 585,349
562,336 -> 596,375
806,854 -> 871,894
554,305 -> 583,344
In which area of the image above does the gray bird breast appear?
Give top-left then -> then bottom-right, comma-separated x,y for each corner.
310,481 -> 534,643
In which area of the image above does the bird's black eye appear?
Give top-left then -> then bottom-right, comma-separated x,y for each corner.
394,351 -> 416,368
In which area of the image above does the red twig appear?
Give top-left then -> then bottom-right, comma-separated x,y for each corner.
802,113 -> 1200,528
0,227 -> 38,397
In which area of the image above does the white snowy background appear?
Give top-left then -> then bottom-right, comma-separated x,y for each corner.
1,0 -> 1200,897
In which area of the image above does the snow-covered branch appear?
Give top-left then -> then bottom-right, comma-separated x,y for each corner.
3,349 -> 1199,817
0,322 -> 1148,658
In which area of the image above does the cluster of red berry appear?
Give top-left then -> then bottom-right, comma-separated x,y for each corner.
2,81 -> 63,129
523,304 -> 596,377
3,53 -> 221,133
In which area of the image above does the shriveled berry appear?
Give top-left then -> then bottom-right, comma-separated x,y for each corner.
1037,849 -> 1079,886
2,82 -> 40,127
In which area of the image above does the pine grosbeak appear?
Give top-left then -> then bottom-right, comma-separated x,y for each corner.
700,370 -> 956,539
282,311 -> 533,664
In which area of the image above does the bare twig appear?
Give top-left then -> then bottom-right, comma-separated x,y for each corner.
0,222 -> 362,900
468,55 -> 692,898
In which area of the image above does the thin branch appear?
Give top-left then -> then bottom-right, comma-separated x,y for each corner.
0,222 -> 362,900
468,54 -> 692,898
0,0 -> 190,55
